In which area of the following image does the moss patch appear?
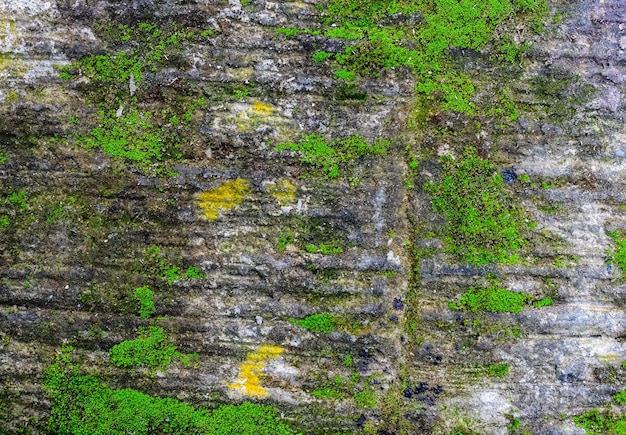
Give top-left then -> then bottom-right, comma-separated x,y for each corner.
45,346 -> 298,435
449,285 -> 530,313
276,133 -> 389,179
425,147 -> 527,265
289,313 -> 338,333
608,230 -> 626,276
317,0 -> 548,114
133,286 -> 155,318
109,326 -> 197,370
574,409 -> 626,435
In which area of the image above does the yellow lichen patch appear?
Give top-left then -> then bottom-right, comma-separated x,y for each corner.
197,178 -> 251,221
268,180 -> 297,205
252,101 -> 274,116
229,345 -> 284,398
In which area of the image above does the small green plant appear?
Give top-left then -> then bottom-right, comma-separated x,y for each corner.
608,230 -> 626,275
162,265 -> 181,283
449,285 -> 530,313
614,390 -> 626,405
8,190 -> 28,210
145,245 -> 181,284
312,51 -> 333,63
354,387 -> 377,409
109,326 -> 195,370
487,363 -> 510,377
335,69 -> 355,82
234,88 -> 249,99
184,266 -> 204,279
305,242 -> 343,254
277,233 -> 294,251
507,417 -> 521,431
45,346 -> 298,434
425,147 -> 526,265
533,297 -> 553,308
343,353 -> 353,367
133,286 -> 155,318
321,0 -> 547,114
276,27 -> 300,37
79,107 -> 179,172
276,133 -> 389,179
0,151 -> 6,164
311,387 -> 344,400
574,408 -> 626,435
289,313 -> 337,333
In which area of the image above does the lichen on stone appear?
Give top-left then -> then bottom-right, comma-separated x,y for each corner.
229,344 -> 284,398
268,179 -> 297,205
197,178 -> 251,221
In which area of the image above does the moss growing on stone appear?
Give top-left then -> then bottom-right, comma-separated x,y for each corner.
425,147 -> 527,265
276,133 -> 389,179
574,409 -> 626,435
289,313 -> 337,333
45,346 -> 298,435
133,286 -> 155,318
109,326 -> 197,370
318,0 -> 548,114
486,363 -> 509,377
608,231 -> 626,276
197,179 -> 251,221
449,285 -> 530,313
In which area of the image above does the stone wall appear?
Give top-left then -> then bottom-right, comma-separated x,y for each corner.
0,0 -> 625,434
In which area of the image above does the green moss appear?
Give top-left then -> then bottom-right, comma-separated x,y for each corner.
78,107 -> 181,173
425,147 -> 526,265
276,27 -> 300,37
574,409 -> 626,435
277,233 -> 294,251
312,51 -> 333,63
305,242 -> 343,254
60,23 -> 208,175
184,266 -> 204,279
608,231 -> 626,276
144,245 -> 182,284
45,346 -> 299,435
614,391 -> 626,405
354,387 -> 377,409
289,313 -> 337,333
533,297 -> 553,308
449,285 -> 530,313
109,326 -> 195,370
343,354 -> 354,367
133,286 -> 155,318
319,0 -> 547,114
276,133 -> 389,179
486,363 -> 509,377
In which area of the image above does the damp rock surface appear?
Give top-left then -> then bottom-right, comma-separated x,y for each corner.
0,0 -> 625,434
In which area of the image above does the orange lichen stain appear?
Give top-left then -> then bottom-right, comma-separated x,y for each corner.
197,178 -> 250,221
228,344 -> 284,398
268,179 -> 297,205
252,101 -> 274,116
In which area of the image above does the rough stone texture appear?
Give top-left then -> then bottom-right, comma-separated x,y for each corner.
0,0 -> 625,434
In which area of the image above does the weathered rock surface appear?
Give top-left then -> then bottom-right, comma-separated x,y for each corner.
0,0 -> 625,434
